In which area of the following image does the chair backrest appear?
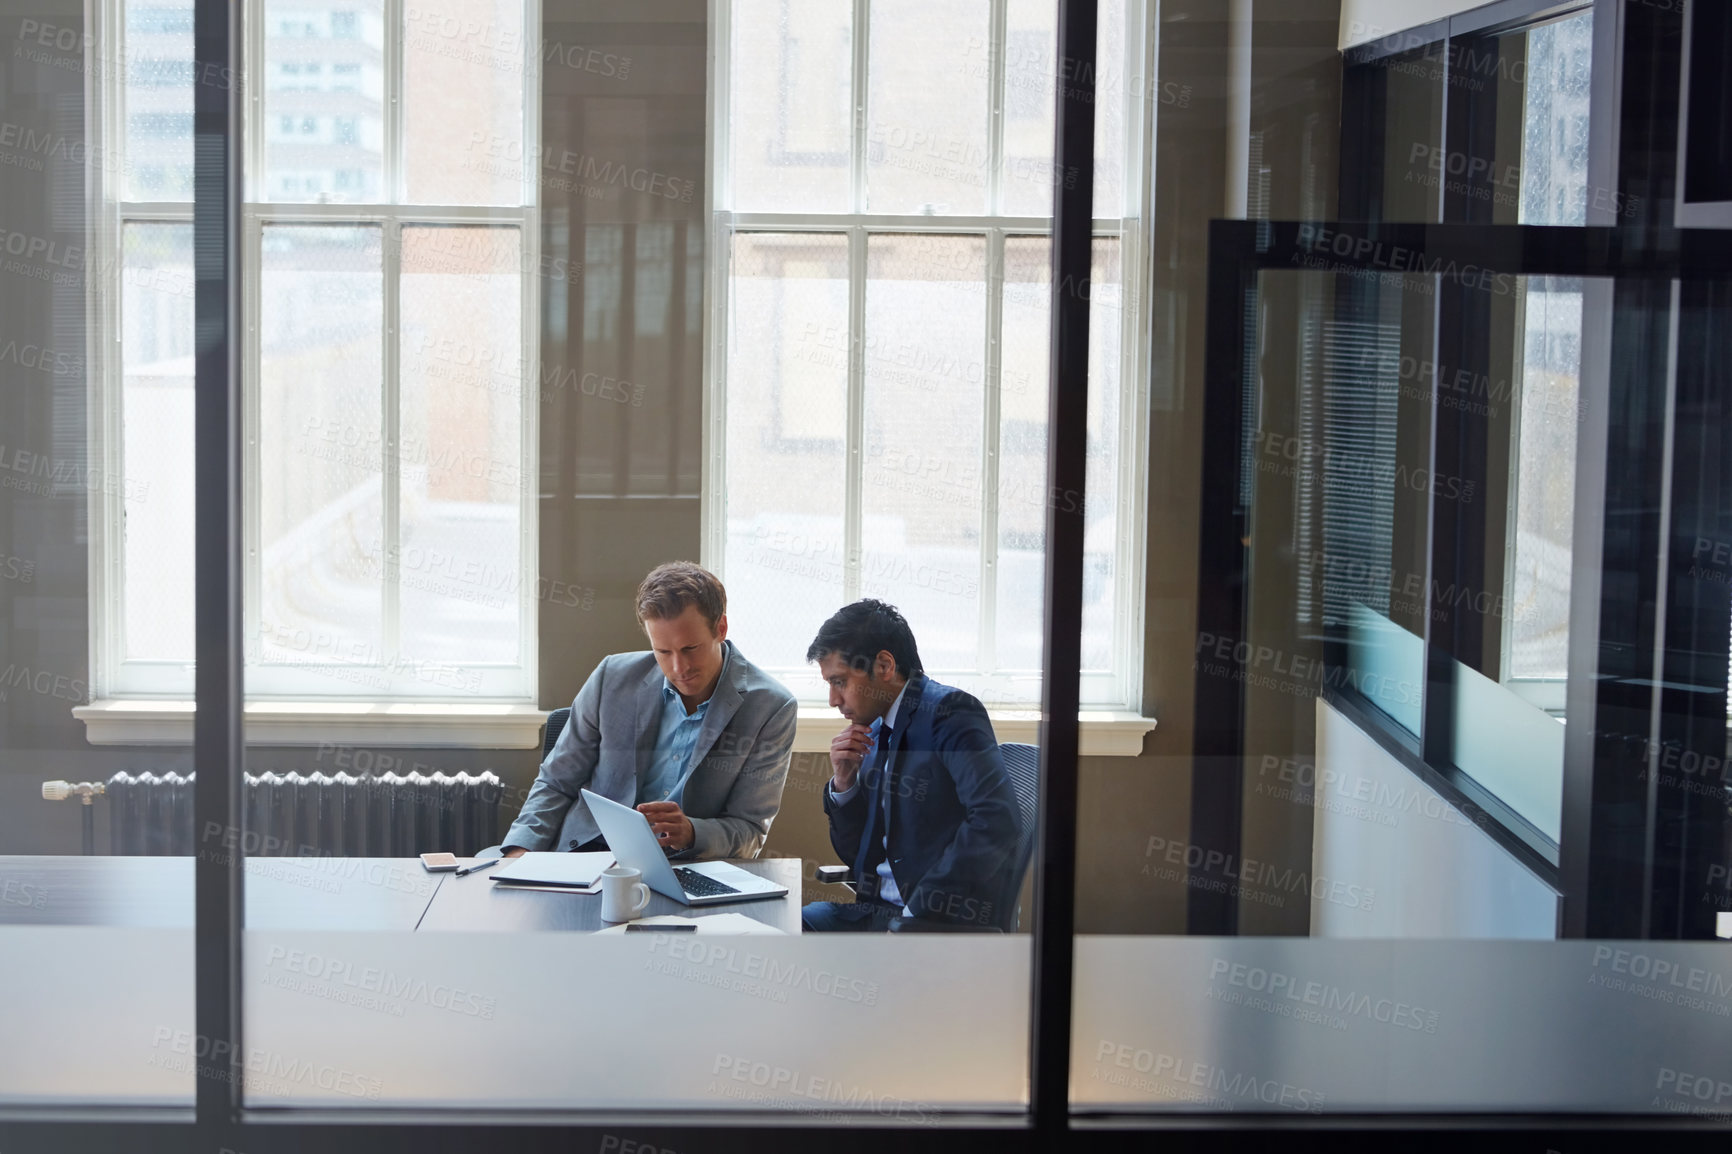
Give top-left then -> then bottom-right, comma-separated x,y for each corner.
543,706 -> 571,759
997,742 -> 1041,932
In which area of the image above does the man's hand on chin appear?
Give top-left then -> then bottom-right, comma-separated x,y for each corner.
636,801 -> 696,851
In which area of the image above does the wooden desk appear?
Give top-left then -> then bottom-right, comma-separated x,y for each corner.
415,856 -> 802,934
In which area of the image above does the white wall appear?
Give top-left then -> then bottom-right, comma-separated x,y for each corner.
1311,697 -> 1559,937
1339,0 -> 1492,49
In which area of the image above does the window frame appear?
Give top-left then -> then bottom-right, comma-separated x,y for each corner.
87,0 -> 543,704
701,0 -> 1152,711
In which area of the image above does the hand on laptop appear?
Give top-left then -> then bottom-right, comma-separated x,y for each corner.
636,801 -> 694,851
828,722 -> 874,792
501,846 -> 527,858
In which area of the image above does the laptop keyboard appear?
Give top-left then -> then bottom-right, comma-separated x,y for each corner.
673,867 -> 741,898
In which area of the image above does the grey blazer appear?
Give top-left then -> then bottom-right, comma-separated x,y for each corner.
502,642 -> 798,860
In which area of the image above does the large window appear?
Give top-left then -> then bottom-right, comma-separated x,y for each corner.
709,0 -> 1145,707
94,0 -> 536,701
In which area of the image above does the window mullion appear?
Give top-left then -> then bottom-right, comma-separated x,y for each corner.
845,225 -> 867,604
382,215 -> 402,667
979,228 -> 1004,676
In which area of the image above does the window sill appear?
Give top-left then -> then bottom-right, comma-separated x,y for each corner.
792,708 -> 1157,757
73,700 -> 548,749
74,700 -> 1157,756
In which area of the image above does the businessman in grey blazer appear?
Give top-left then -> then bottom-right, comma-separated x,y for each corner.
502,562 -> 798,861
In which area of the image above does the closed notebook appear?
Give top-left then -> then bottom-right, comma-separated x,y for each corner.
489,851 -> 613,888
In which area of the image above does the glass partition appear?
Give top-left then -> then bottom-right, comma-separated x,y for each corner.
0,0 -> 196,1110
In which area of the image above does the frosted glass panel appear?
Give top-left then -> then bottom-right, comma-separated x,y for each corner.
1073,938 -> 1732,1113
1451,659 -> 1564,842
245,932 -> 1028,1110
1345,602 -> 1424,734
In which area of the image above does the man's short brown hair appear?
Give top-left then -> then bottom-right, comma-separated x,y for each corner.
636,562 -> 727,632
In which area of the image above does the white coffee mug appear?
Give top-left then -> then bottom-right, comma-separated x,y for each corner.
599,865 -> 650,922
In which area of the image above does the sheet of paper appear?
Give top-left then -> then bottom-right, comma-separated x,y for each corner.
490,851 -> 614,887
594,913 -> 785,935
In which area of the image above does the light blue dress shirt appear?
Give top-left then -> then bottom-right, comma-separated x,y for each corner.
828,682 -> 910,913
638,648 -> 729,807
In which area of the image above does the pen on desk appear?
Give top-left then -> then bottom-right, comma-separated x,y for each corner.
454,857 -> 502,877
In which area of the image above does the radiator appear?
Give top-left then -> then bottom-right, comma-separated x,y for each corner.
101,770 -> 503,857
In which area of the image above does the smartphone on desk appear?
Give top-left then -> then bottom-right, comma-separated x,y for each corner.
420,852 -> 459,872
625,923 -> 696,933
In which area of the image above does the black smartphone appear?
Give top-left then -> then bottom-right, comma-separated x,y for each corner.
625,923 -> 696,933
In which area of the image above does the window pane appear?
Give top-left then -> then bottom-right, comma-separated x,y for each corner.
723,233 -> 850,688
729,0 -> 852,213
403,0 -> 526,205
1517,12 -> 1593,228
994,236 -> 1052,669
121,223 -> 195,660
263,0 -> 385,203
1083,237 -> 1123,670
398,225 -> 523,664
124,0 -> 195,199
1092,0 -> 1127,218
992,238 -> 1121,678
1508,279 -> 1580,680
865,0 -> 989,215
257,225 -> 385,670
863,235 -> 986,671
1000,0 -> 1057,217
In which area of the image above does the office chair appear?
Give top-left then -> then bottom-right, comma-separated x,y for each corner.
815,741 -> 1041,932
474,705 -> 573,860
543,706 -> 571,759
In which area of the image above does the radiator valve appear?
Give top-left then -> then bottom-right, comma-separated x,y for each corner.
42,780 -> 105,805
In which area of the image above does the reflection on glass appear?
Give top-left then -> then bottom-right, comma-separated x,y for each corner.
124,0 -> 195,200
723,233 -> 849,681
862,235 -> 986,671
1518,12 -> 1593,228
121,223 -> 195,660
257,225 -> 385,667
402,0 -> 526,205
729,0 -> 852,213
1507,280 -> 1580,680
1505,10 -> 1592,684
398,225 -> 523,665
264,0 -> 385,203
866,0 -> 989,214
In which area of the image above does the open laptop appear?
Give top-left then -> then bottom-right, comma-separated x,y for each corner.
581,788 -> 789,906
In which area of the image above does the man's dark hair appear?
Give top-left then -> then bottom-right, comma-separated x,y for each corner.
806,599 -> 923,679
636,561 -> 726,632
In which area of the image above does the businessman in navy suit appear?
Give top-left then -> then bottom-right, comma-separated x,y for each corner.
802,600 -> 1018,932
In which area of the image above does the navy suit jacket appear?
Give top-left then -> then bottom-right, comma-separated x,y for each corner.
822,674 -> 1018,929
